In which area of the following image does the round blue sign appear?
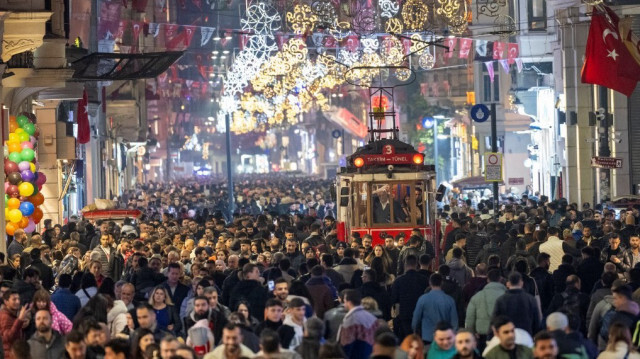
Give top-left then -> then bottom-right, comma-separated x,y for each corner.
470,104 -> 490,123
332,130 -> 342,139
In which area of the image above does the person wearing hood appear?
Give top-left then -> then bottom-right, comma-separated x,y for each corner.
107,297 -> 129,338
334,248 -> 360,283
305,266 -> 335,319
229,263 -> 269,324
447,248 -> 474,288
598,285 -> 640,351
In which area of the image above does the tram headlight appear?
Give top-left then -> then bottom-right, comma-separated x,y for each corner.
354,157 -> 365,168
412,153 -> 424,165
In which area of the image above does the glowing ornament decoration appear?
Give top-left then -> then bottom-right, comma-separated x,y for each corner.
385,18 -> 404,34
241,2 -> 281,34
379,0 -> 400,18
436,0 -> 460,20
311,0 -> 337,29
286,4 -> 317,35
402,0 -> 430,30
418,51 -> 435,69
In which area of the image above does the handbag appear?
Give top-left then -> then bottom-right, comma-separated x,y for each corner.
533,279 -> 543,321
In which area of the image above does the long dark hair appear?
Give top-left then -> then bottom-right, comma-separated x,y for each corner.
72,293 -> 109,326
288,280 -> 315,308
132,328 -> 155,359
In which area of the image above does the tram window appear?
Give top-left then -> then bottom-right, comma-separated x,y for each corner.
372,183 -> 412,224
415,184 -> 425,225
353,183 -> 368,227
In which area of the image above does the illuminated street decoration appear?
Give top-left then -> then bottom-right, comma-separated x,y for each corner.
379,0 -> 400,18
219,0 -> 490,133
402,0 -> 429,30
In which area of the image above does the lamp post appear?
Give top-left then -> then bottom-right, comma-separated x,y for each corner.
422,116 -> 438,184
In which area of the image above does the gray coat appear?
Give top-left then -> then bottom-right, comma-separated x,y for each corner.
465,282 -> 507,335
28,331 -> 65,359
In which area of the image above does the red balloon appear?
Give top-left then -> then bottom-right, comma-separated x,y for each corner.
6,185 -> 19,198
29,192 -> 44,206
4,159 -> 18,175
32,207 -> 43,223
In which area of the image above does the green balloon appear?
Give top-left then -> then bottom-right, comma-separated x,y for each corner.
8,152 -> 21,163
16,115 -> 28,127
22,123 -> 35,136
20,148 -> 34,162
4,194 -> 8,205
17,132 -> 29,143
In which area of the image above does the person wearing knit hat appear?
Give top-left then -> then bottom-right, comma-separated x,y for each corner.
546,312 -> 594,359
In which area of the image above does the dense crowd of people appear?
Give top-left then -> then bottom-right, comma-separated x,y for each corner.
4,176 -> 640,359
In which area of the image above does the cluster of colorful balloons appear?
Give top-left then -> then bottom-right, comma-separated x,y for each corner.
4,113 -> 46,235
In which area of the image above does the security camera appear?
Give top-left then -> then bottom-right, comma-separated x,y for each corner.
387,165 -> 394,171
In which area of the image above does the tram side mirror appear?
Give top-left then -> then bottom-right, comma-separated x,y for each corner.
435,183 -> 448,202
339,187 -> 349,207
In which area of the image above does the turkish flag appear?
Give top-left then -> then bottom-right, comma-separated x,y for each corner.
458,38 -> 472,59
507,43 -> 519,64
581,8 -> 638,96
493,41 -> 505,60
607,7 -> 640,81
444,37 -> 457,58
77,89 -> 90,145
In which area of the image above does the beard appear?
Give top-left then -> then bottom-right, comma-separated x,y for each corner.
194,311 -> 209,321
37,324 -> 49,333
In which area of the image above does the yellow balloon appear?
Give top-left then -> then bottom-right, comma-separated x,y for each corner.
4,208 -> 9,218
8,209 -> 22,224
29,163 -> 35,172
14,128 -> 24,134
18,182 -> 34,197
8,133 -> 17,142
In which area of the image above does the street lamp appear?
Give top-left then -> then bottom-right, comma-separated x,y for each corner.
422,116 -> 438,184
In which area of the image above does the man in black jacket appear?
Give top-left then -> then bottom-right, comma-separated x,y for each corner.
493,272 -> 541,336
396,236 -> 421,275
162,263 -> 189,310
229,263 -> 269,322
27,248 -> 54,290
530,253 -> 555,311
391,255 -> 428,340
576,246 -> 603,295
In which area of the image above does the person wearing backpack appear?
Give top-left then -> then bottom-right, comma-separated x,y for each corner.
545,275 -> 590,334
599,285 -> 640,352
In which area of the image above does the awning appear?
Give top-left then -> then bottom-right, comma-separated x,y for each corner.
451,175 -> 504,189
323,106 -> 368,138
504,112 -> 534,132
71,51 -> 183,81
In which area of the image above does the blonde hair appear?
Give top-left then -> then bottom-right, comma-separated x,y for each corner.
148,286 -> 174,306
361,297 -> 379,312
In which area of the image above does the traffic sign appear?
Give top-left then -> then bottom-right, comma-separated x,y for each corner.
331,130 -> 342,139
470,104 -> 490,123
591,156 -> 622,169
484,152 -> 502,182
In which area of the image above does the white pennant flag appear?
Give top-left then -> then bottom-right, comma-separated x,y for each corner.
149,23 -> 160,38
475,40 -> 488,57
499,59 -> 510,73
485,61 -> 495,82
515,58 -> 523,73
200,27 -> 215,46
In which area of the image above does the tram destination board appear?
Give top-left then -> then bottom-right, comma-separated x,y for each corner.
360,154 -> 414,165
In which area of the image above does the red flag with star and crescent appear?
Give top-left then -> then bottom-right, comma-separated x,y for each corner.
581,7 -> 638,96
77,89 -> 90,144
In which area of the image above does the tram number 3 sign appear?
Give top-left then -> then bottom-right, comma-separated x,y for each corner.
484,152 -> 503,182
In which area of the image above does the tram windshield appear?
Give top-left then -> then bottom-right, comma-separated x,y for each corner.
351,181 -> 426,227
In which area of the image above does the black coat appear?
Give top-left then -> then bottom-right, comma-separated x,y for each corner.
360,281 -> 391,320
130,267 -> 165,301
530,266 -> 555,310
229,279 -> 269,322
29,259 -> 54,290
493,288 -> 541,335
577,256 -> 603,295
552,264 -> 577,294
391,270 -> 428,321
163,281 -> 190,311
221,270 -> 241,306
109,253 -> 125,282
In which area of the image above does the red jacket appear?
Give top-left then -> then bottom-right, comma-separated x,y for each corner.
0,308 -> 24,359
